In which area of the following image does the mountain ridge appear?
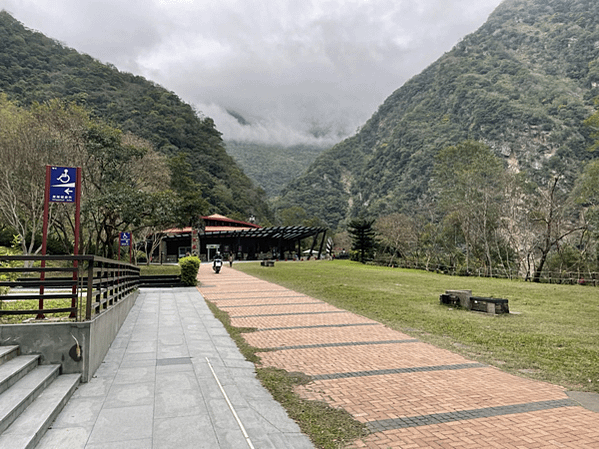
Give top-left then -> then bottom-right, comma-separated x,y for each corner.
0,10 -> 271,223
224,140 -> 329,197
276,0 -> 599,228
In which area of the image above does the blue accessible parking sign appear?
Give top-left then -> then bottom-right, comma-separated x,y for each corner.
120,232 -> 131,247
49,166 -> 77,203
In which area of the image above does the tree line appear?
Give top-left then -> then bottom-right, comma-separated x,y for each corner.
346,104 -> 599,282
0,95 -> 208,260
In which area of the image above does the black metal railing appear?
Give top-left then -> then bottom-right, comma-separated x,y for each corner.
0,255 -> 140,321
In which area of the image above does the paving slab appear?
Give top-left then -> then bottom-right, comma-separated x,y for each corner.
200,264 -> 599,449
36,287 -> 314,449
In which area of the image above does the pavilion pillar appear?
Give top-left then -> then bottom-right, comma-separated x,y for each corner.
308,234 -> 318,259
317,230 -> 327,259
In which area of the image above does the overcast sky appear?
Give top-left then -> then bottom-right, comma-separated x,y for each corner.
4,0 -> 503,146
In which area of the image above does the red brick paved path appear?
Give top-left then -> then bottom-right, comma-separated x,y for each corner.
198,265 -> 599,448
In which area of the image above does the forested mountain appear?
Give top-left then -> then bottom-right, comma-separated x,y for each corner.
276,0 -> 599,229
225,140 -> 327,197
0,11 -> 271,223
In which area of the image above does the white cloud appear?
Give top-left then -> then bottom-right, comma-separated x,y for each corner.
3,0 -> 504,145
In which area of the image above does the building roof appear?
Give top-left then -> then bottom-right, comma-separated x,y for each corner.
207,226 -> 256,233
202,214 -> 261,229
162,226 -> 191,235
161,214 -> 261,236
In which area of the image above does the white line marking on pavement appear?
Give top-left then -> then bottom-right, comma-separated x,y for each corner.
206,357 -> 255,449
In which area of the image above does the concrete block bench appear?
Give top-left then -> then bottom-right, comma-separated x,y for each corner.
440,290 -> 509,314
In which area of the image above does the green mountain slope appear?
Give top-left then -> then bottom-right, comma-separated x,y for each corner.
276,0 -> 599,228
224,140 -> 328,197
0,11 -> 271,223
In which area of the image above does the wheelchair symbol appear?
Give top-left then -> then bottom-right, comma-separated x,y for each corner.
57,169 -> 70,184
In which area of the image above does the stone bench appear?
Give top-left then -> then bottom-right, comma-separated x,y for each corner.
470,296 -> 509,314
260,259 -> 275,267
440,290 -> 509,314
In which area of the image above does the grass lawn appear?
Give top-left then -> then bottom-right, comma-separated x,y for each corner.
0,298 -> 78,323
234,259 -> 599,394
139,264 -> 180,275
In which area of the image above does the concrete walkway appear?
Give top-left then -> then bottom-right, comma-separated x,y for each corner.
35,287 -> 314,449
200,264 -> 599,448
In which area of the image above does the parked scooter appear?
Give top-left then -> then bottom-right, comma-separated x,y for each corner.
212,254 -> 223,274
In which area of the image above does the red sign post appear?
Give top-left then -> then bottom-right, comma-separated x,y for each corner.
39,166 -> 81,319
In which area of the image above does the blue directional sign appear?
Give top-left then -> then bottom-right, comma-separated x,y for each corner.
49,166 -> 77,203
120,232 -> 131,247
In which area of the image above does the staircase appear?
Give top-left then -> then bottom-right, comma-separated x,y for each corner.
139,274 -> 185,288
0,345 -> 80,449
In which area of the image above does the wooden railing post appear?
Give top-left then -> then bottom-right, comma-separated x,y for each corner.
86,257 -> 94,321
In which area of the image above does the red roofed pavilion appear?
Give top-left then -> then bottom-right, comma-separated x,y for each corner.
153,214 -> 327,263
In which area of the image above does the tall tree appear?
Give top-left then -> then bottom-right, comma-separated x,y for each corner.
499,171 -> 538,279
81,123 -> 172,257
375,213 -> 416,267
432,140 -> 505,275
571,159 -> 599,273
348,218 -> 376,264
167,154 -> 210,227
0,96 -> 87,256
529,173 -> 580,282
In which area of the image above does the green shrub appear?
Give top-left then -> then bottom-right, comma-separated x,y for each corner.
178,256 -> 201,286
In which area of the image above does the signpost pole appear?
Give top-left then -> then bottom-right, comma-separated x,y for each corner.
37,166 -> 52,319
70,167 -> 82,318
118,232 -> 131,294
40,165 -> 79,320
74,167 -> 81,256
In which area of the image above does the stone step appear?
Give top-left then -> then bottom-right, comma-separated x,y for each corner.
0,346 -> 19,366
0,373 -> 81,449
0,355 -> 40,396
140,282 -> 186,288
0,365 -> 60,435
139,275 -> 185,288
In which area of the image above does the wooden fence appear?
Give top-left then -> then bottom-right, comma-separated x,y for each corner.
384,260 -> 599,285
0,255 -> 140,321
